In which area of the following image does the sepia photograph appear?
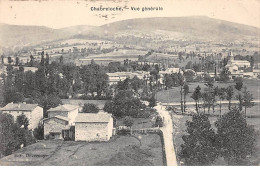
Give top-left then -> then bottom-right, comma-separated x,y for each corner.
0,0 -> 259,166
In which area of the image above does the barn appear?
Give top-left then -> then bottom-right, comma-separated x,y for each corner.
74,112 -> 113,142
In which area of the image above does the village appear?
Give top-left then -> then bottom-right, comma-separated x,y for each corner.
0,41 -> 260,165
0,0 -> 260,165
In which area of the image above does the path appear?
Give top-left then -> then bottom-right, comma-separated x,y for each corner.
155,103 -> 178,166
161,100 -> 260,106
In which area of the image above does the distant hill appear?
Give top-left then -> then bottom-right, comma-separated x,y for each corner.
0,24 -> 95,49
59,25 -> 95,35
91,16 -> 259,41
0,16 -> 259,50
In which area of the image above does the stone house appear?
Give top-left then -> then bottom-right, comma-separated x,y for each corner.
74,112 -> 113,142
0,103 -> 43,130
47,104 -> 79,125
43,115 -> 74,140
44,104 -> 79,140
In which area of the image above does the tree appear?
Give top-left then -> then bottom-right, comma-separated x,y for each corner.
3,91 -> 25,105
201,91 -> 216,114
220,67 -> 230,82
242,87 -> 254,117
40,51 -> 45,66
191,86 -> 202,113
215,108 -> 257,165
29,55 -> 34,67
154,116 -> 163,127
82,103 -> 99,113
123,116 -> 133,127
250,56 -> 254,71
178,73 -> 185,113
216,87 -> 226,117
1,54 -> 4,64
117,78 -> 130,91
179,114 -> 219,165
15,57 -> 19,66
164,74 -> 174,89
0,113 -> 35,157
59,55 -> 64,64
16,114 -> 29,129
104,90 -> 145,118
226,86 -> 234,110
0,113 -> 16,156
183,83 -> 189,112
234,77 -> 243,111
7,56 -> 12,65
36,94 -> 62,118
33,122 -> 44,140
234,77 -> 243,91
149,94 -> 157,108
80,63 -> 108,97
184,70 -> 195,82
130,76 -> 144,92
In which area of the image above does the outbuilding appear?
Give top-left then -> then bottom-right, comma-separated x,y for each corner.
74,112 -> 113,142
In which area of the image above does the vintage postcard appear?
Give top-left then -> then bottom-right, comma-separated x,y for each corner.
0,0 -> 259,166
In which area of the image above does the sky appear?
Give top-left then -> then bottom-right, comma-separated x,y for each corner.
0,0 -> 259,29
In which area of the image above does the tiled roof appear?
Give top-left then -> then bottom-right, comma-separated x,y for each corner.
75,112 -> 112,123
43,115 -> 70,122
0,103 -> 39,111
48,104 -> 79,112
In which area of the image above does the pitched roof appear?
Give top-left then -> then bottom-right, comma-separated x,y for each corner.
48,104 -> 79,112
43,115 -> 70,122
0,103 -> 39,111
75,112 -> 112,123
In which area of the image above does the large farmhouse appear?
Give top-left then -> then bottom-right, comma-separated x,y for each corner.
0,103 -> 43,130
74,112 -> 113,142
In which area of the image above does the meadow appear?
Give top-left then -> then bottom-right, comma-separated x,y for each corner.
0,134 -> 164,166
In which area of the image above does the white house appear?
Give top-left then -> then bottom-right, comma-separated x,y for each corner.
0,103 -> 43,130
106,71 -> 149,85
47,104 -> 79,125
226,56 -> 251,74
74,112 -> 113,142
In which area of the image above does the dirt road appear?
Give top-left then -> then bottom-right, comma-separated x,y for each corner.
155,103 -> 178,166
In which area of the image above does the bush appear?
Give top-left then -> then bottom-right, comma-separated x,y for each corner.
154,116 -> 163,127
117,129 -> 131,135
81,103 -> 99,113
123,116 -> 133,127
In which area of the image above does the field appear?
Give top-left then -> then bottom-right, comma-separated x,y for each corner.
78,49 -> 147,65
0,134 -> 164,166
157,79 -> 260,103
157,79 -> 260,115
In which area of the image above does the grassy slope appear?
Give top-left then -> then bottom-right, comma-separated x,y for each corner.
0,135 -> 164,166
